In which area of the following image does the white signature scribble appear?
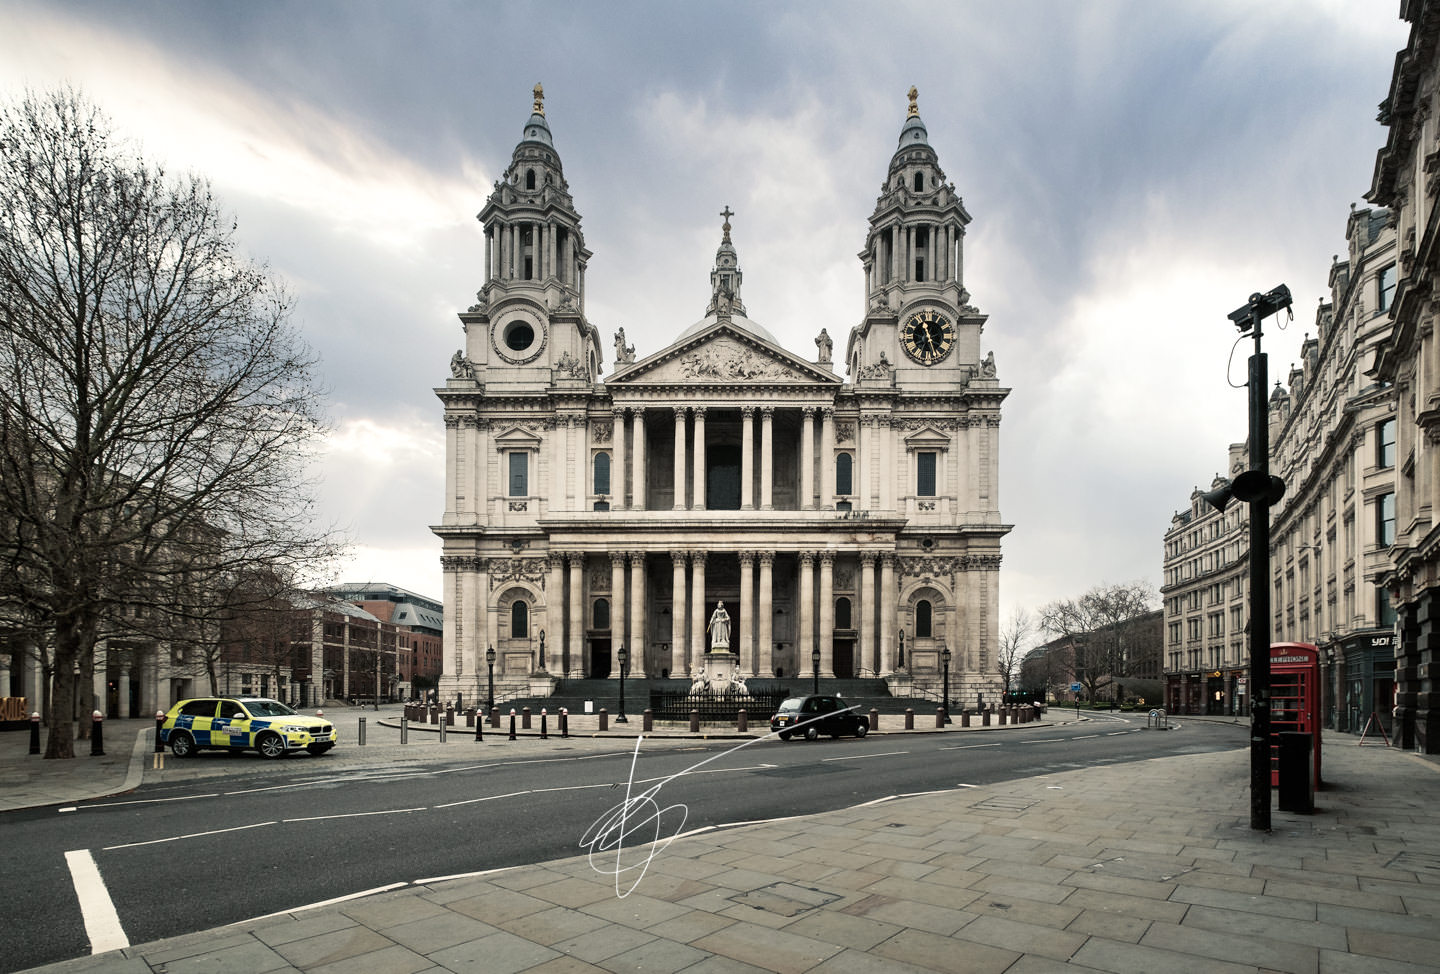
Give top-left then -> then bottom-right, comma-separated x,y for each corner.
579,706 -> 862,898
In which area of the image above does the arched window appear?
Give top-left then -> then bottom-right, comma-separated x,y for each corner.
594,599 -> 610,629
836,453 -> 853,496
594,452 -> 611,495
913,172 -> 924,192
835,597 -> 852,630
525,169 -> 536,190
916,599 -> 933,638
511,600 -> 529,638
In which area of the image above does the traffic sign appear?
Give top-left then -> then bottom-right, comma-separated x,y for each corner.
1069,682 -> 1082,692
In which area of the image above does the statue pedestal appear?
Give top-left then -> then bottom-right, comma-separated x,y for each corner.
689,652 -> 749,696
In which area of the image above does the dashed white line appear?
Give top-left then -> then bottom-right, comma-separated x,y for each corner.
822,750 -> 908,762
65,850 -> 128,955
104,821 -> 277,851
282,807 -> 427,823
940,743 -> 1001,751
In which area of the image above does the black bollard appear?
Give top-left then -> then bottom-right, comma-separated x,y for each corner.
154,711 -> 165,753
474,710 -> 484,741
90,711 -> 104,756
29,711 -> 40,755
540,709 -> 548,739
560,708 -> 568,738
509,709 -> 517,740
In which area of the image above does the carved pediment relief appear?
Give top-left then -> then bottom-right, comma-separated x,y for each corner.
611,324 -> 839,387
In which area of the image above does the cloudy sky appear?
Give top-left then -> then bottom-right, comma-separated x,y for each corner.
0,0 -> 1409,641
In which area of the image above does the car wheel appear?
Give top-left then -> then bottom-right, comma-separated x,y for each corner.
257,732 -> 287,759
306,743 -> 333,756
778,731 -> 791,741
804,725 -> 819,741
169,731 -> 195,758
855,722 -> 868,738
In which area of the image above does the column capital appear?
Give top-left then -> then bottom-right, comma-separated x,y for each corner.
628,549 -> 645,564
757,551 -> 774,567
609,550 -> 627,567
821,406 -> 835,421
880,551 -> 897,569
799,550 -> 816,568
740,405 -> 756,420
444,415 -> 462,429
760,405 -> 775,420
820,550 -> 836,567
671,549 -> 688,566
673,406 -> 687,420
693,405 -> 708,419
738,551 -> 755,567
690,550 -> 707,566
612,405 -> 628,418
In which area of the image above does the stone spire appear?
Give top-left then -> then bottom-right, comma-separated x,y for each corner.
705,205 -> 747,319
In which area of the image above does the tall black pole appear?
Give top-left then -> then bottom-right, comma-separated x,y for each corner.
1248,319 -> 1272,832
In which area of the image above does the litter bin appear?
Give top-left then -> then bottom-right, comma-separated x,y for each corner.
1276,731 -> 1314,814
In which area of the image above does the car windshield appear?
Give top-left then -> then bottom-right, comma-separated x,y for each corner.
777,698 -> 803,713
242,699 -> 297,718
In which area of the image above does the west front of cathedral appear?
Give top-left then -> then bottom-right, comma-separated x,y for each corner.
434,86 -> 1011,708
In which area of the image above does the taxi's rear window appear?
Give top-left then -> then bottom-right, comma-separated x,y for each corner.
777,698 -> 803,712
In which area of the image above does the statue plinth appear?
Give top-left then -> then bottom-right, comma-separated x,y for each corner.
687,652 -> 750,697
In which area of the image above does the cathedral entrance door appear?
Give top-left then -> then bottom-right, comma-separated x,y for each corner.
590,638 -> 612,679
832,640 -> 855,679
706,445 -> 741,510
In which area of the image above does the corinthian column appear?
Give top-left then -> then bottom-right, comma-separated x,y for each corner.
758,551 -> 774,676
739,552 -> 755,672
671,551 -> 687,676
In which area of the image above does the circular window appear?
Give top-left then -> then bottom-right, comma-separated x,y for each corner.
505,321 -> 534,351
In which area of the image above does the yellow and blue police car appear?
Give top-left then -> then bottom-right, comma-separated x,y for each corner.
160,697 -> 337,759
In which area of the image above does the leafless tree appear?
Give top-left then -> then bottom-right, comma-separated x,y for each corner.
1038,581 -> 1159,703
0,90 -> 337,758
997,606 -> 1032,698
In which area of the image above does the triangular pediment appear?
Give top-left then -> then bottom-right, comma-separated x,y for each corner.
493,427 -> 542,447
610,321 -> 840,388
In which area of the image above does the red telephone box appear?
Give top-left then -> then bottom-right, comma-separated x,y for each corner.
1269,642 -> 1321,788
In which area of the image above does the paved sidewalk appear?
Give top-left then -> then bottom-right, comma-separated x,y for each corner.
7,713 -> 1440,973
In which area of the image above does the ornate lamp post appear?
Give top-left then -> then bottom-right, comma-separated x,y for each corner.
485,645 -> 496,714
941,646 -> 952,724
811,647 -> 821,695
616,644 -> 629,723
898,628 -> 905,669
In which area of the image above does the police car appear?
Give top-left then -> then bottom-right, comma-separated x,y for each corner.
160,697 -> 337,759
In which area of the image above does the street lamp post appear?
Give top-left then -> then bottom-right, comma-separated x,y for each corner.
811,647 -> 820,695
485,645 -> 496,715
616,644 -> 629,723
941,646 -> 952,724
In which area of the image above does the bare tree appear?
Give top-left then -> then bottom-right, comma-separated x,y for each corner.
1038,581 -> 1158,704
0,90 -> 336,758
997,606 -> 1032,699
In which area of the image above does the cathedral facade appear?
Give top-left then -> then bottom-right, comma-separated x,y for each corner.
434,86 -> 1010,707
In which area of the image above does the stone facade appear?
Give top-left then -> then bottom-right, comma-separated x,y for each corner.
434,86 -> 1010,705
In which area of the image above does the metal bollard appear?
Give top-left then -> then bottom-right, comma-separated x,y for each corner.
961,711 -> 971,727
643,709 -> 653,733
599,708 -> 608,732
490,706 -> 499,728
474,709 -> 484,741
999,710 -> 1007,726
154,711 -> 166,753
870,708 -> 879,731
29,712 -> 40,755
438,714 -> 446,743
936,708 -> 945,728
982,710 -> 991,727
90,711 -> 104,756
509,709 -> 517,740
736,709 -> 747,733
560,708 -> 569,738
690,709 -> 700,733
905,709 -> 914,730
522,706 -> 532,730
358,717 -> 367,746
400,716 -> 408,744
540,709 -> 548,739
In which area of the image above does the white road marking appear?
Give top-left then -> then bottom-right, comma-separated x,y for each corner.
76,794 -> 220,809
940,743 -> 1001,751
104,822 -> 277,851
64,850 -> 128,955
1072,734 -> 1099,740
1021,738 -> 1066,743
282,807 -> 426,823
822,750 -> 908,762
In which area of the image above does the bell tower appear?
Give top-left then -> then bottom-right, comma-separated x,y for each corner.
847,87 -> 985,389
458,84 -> 601,389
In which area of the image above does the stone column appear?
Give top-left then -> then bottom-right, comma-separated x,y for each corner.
878,417 -> 893,513
819,553 -> 835,678
611,407 -> 627,510
673,407 -> 687,510
484,227 -> 493,283
444,416 -> 459,522
474,419 -> 490,522
860,553 -> 876,676
821,408 -> 836,510
798,552 -> 815,675
550,421 -> 565,517
546,555 -> 565,672
760,407 -> 775,510
741,406 -> 755,510
568,554 -> 584,677
739,552 -> 755,673
628,551 -> 646,676
880,553 -> 897,676
631,409 -> 646,512
690,552 -> 707,671
801,408 -> 816,510
671,551 -> 688,677
692,407 -> 707,510
610,551 -> 626,676
758,552 -> 774,677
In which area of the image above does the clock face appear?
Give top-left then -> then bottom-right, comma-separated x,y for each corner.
901,310 -> 954,365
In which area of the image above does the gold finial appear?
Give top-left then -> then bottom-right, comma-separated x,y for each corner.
533,82 -> 545,116
907,85 -> 919,118
720,205 -> 734,243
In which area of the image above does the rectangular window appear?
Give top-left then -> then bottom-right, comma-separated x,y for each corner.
917,452 -> 937,497
1378,418 -> 1396,469
1379,262 -> 1397,312
1377,590 -> 1397,628
1378,492 -> 1396,547
508,452 -> 528,497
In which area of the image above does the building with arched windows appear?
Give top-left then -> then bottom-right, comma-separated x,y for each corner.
433,86 -> 1010,708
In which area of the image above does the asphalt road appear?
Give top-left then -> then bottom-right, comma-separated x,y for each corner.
2,713 -> 1247,972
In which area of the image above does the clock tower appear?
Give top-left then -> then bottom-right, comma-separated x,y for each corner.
847,87 -> 986,390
